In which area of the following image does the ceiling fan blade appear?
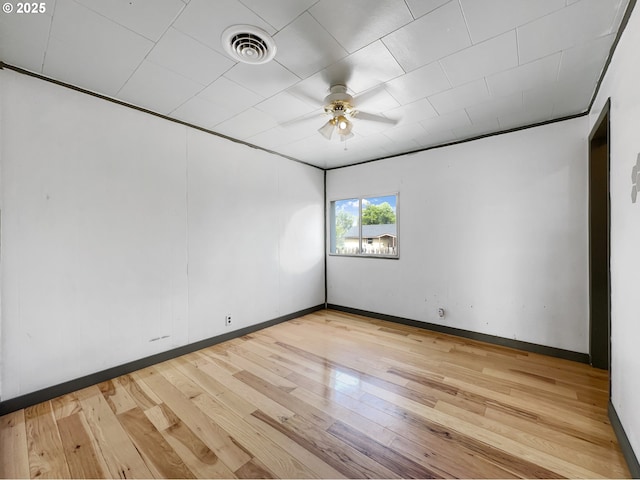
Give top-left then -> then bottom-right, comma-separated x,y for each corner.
280,110 -> 325,128
352,83 -> 389,105
352,111 -> 397,125
287,87 -> 324,107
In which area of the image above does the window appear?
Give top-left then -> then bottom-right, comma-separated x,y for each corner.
330,194 -> 398,257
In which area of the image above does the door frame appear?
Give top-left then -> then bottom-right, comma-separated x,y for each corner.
588,98 -> 611,378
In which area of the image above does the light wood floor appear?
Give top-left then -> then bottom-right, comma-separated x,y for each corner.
0,310 -> 631,478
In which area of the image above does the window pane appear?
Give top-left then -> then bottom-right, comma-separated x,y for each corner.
330,194 -> 398,257
331,198 -> 359,255
361,195 -> 397,256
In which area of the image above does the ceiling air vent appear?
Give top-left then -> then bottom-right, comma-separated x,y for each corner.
221,25 -> 276,65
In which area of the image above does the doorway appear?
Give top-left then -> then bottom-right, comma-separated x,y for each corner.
588,99 -> 611,371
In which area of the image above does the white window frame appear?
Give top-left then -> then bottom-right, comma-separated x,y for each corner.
329,193 -> 399,259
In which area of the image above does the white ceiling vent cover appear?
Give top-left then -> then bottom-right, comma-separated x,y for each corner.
221,25 -> 277,65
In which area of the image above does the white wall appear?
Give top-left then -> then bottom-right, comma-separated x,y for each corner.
590,4 -> 640,460
327,117 -> 589,353
0,69 -> 324,401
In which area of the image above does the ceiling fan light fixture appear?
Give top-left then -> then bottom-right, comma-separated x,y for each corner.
318,119 -> 335,140
335,115 -> 353,135
339,132 -> 355,142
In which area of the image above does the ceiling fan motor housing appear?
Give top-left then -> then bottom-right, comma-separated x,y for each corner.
324,85 -> 354,117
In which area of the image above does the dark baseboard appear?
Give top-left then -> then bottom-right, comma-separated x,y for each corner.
609,402 -> 640,478
0,304 -> 324,416
327,304 -> 590,364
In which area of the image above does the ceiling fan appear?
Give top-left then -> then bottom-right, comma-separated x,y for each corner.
315,84 -> 397,141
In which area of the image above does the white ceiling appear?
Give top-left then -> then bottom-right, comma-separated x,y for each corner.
0,0 -> 630,169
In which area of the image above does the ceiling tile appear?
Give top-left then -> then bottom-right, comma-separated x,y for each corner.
382,1 -> 471,72
44,0 -> 153,96
557,34 -> 615,83
147,28 -> 235,86
75,0 -> 185,41
385,62 -> 451,105
279,112 -> 328,140
3,0 -> 628,168
460,0 -> 565,44
550,78 -> 596,117
255,91 -> 317,123
439,30 -> 518,87
309,0 -> 413,53
517,0 -> 621,64
428,78 -> 490,115
464,91 -> 523,123
453,118 -> 501,139
316,41 -> 405,95
404,0 -> 450,19
273,12 -> 348,78
285,74 -> 330,108
354,88 -> 400,113
215,107 -> 279,139
247,125 -> 313,150
420,109 -> 471,134
610,0 -> 629,32
498,93 -> 554,130
386,98 -> 439,124
197,76 -> 264,115
118,60 -> 204,114
172,0 -> 275,55
417,129 -> 458,148
351,117 -> 393,137
224,60 -> 300,98
239,0 -> 319,30
0,10 -> 52,72
170,96 -> 236,128
523,76 -> 595,119
382,122 -> 428,143
486,53 -> 561,98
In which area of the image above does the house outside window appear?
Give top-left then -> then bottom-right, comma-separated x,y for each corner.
330,194 -> 398,258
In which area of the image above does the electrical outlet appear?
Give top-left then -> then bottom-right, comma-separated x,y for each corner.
225,315 -> 232,326
437,308 -> 445,318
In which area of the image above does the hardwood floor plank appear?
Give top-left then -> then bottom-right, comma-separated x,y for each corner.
234,370 -> 334,430
152,402 -> 237,479
0,409 -> 30,479
194,355 -> 295,422
0,310 -> 630,479
242,410 -> 347,479
389,430 -> 518,478
289,382 -> 397,447
251,410 -> 399,479
57,412 -> 110,478
192,392 -> 328,479
136,367 -> 252,472
274,341 -> 439,408
117,407 -> 196,479
98,379 -> 137,415
173,358 -> 257,418
360,388 -> 603,478
437,399 -> 629,478
234,458 -> 275,479
77,386 -> 154,479
51,393 -> 82,421
327,420 -> 440,478
25,402 -> 71,479
115,374 -> 159,411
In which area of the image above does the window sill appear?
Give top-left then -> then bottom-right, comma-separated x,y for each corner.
328,253 -> 399,260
